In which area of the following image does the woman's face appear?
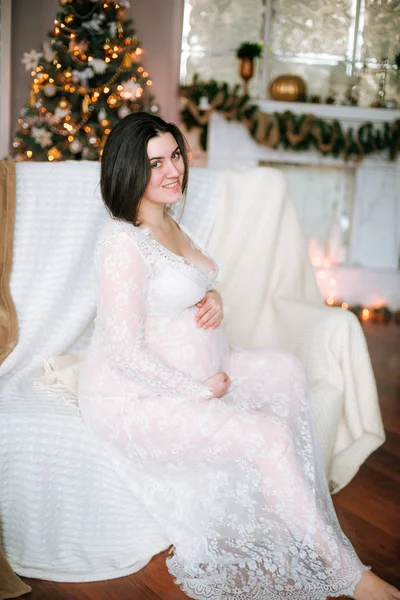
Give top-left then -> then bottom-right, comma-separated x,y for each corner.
142,132 -> 185,207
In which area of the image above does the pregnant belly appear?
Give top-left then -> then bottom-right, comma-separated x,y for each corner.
145,307 -> 230,381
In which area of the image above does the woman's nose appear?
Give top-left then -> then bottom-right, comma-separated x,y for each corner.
165,160 -> 180,178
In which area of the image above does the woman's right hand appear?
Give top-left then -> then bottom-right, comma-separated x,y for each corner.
206,372 -> 231,398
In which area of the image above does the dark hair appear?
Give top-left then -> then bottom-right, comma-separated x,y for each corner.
100,112 -> 189,225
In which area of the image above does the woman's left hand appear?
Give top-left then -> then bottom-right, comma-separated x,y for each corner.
195,290 -> 223,330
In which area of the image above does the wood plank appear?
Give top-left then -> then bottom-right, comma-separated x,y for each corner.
364,445 -> 400,482
21,576 -> 162,600
135,551 -> 189,600
333,465 -> 400,538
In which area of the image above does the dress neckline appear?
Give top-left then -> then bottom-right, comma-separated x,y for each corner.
137,223 -> 217,278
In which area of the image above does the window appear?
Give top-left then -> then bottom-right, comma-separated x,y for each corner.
180,0 -> 400,106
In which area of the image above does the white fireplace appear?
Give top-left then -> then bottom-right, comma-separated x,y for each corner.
207,103 -> 400,309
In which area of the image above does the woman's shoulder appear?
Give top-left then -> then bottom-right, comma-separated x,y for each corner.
98,216 -> 147,244
96,216 -> 155,263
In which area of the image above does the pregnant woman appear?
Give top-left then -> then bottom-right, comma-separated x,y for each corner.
78,112 -> 399,600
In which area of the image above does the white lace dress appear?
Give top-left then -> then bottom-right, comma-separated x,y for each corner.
78,217 -> 368,600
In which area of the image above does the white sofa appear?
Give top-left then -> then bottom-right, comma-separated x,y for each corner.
0,161 -> 384,582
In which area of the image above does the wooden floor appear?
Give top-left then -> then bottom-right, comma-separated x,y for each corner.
21,321 -> 400,599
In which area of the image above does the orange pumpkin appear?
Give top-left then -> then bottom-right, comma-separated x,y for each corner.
269,75 -> 307,102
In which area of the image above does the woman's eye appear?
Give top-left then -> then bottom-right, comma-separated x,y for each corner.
172,150 -> 181,160
151,161 -> 161,168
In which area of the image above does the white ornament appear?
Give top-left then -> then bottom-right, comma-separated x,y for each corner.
120,79 -> 139,100
43,83 -> 57,97
54,107 -> 70,119
42,41 -> 54,63
72,67 -> 94,84
98,108 -> 107,121
21,49 -> 43,71
90,58 -> 107,74
109,22 -> 117,38
31,127 -> 53,148
118,104 -> 131,119
69,139 -> 82,154
83,14 -> 104,33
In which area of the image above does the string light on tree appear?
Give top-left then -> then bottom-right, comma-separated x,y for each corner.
13,0 -> 158,162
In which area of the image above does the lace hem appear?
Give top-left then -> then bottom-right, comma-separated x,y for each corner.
166,553 -> 370,600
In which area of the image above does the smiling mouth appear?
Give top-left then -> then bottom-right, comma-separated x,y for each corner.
163,180 -> 180,189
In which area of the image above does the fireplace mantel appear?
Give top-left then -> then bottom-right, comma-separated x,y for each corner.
255,99 -> 400,126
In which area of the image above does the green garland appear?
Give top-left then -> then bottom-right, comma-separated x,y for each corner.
179,78 -> 256,151
180,79 -> 400,161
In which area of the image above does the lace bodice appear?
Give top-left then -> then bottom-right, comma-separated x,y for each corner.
85,218 -> 219,402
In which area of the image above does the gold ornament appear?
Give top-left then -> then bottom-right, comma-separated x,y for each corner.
36,72 -> 48,85
269,75 -> 307,102
81,94 -> 91,114
107,93 -> 119,107
58,97 -> 69,109
65,13 -> 74,24
29,90 -> 36,107
239,58 -> 254,87
60,0 -> 72,5
103,39 -> 111,52
121,52 -> 132,69
117,21 -> 123,35
47,147 -> 61,162
69,38 -> 88,57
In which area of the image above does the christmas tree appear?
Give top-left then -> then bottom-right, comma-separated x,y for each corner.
12,0 -> 159,162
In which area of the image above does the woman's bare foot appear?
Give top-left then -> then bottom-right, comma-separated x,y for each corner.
353,571 -> 400,600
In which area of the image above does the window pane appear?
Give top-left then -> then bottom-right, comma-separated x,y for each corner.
181,0 -> 264,85
361,0 -> 400,62
271,0 -> 353,59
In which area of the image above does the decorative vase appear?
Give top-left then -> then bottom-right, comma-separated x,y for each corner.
240,58 -> 254,94
269,75 -> 307,102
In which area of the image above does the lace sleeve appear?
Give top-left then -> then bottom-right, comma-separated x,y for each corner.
97,231 -> 213,401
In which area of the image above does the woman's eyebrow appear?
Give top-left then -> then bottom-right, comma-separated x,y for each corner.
149,147 -> 180,161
